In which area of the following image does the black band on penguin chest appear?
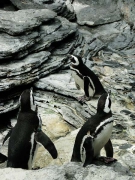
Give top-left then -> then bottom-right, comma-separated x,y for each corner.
93,119 -> 113,139
71,68 -> 83,80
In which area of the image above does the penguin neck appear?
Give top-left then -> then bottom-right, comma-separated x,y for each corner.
96,109 -> 112,117
20,105 -> 31,112
71,64 -> 83,69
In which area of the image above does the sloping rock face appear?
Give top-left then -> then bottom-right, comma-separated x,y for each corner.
0,9 -> 77,114
72,0 -> 121,26
0,9 -> 56,35
0,0 -> 135,179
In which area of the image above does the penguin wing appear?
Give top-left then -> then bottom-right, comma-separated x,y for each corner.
0,152 -> 7,163
83,76 -> 90,97
34,131 -> 58,159
84,76 -> 95,97
2,129 -> 12,145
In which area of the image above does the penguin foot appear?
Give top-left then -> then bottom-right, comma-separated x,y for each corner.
77,95 -> 90,103
32,167 -> 40,170
97,156 -> 117,164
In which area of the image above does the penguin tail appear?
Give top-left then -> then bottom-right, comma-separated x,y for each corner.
0,153 -> 7,163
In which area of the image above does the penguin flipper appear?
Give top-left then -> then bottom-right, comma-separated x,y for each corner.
3,129 -> 12,145
83,76 -> 90,98
34,131 -> 58,159
0,152 -> 7,163
77,76 -> 90,103
83,137 -> 94,167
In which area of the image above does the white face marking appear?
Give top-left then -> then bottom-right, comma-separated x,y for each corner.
30,89 -> 36,111
80,134 -> 93,163
93,117 -> 113,157
28,133 -> 35,170
103,94 -> 110,113
71,55 -> 79,66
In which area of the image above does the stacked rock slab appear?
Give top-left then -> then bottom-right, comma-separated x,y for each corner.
0,9 -> 78,114
9,0 -> 76,21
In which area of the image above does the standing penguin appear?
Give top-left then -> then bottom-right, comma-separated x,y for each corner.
69,54 -> 106,102
3,88 -> 57,169
71,93 -> 116,167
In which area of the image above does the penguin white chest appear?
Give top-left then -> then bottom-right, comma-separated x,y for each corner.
93,122 -> 113,157
28,133 -> 38,169
71,70 -> 84,89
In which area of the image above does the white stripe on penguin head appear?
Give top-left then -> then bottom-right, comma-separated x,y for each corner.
71,55 -> 79,66
30,88 -> 36,111
103,94 -> 110,113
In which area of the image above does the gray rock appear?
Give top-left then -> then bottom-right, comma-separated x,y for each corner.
34,88 -> 91,128
72,0 -> 121,26
34,70 -> 84,100
118,0 -> 135,29
38,55 -> 68,78
0,9 -> 56,35
0,31 -> 40,60
121,153 -> 135,172
72,29 -> 105,60
29,17 -> 77,53
0,55 -> 69,114
10,0 -> 76,21
0,97 -> 19,114
0,51 -> 50,92
0,162 -> 134,180
88,20 -> 135,51
51,32 -> 77,57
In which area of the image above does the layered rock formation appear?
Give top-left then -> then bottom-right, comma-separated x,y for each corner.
0,0 -> 135,179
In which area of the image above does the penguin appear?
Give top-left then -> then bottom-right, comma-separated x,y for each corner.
69,54 -> 106,102
2,88 -> 58,169
71,92 -> 116,167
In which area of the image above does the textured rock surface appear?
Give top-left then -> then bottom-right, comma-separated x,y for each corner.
10,0 -> 76,21
0,51 -> 50,92
0,9 -> 56,35
72,0 -> 121,26
0,31 -> 40,60
0,162 -> 134,180
0,0 -> 135,179
34,90 -> 91,128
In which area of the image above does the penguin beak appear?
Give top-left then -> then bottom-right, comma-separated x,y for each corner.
67,54 -> 72,60
67,54 -> 75,63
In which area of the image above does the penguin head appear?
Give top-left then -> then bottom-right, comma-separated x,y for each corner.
19,88 -> 36,112
97,93 -> 111,113
68,54 -> 83,67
